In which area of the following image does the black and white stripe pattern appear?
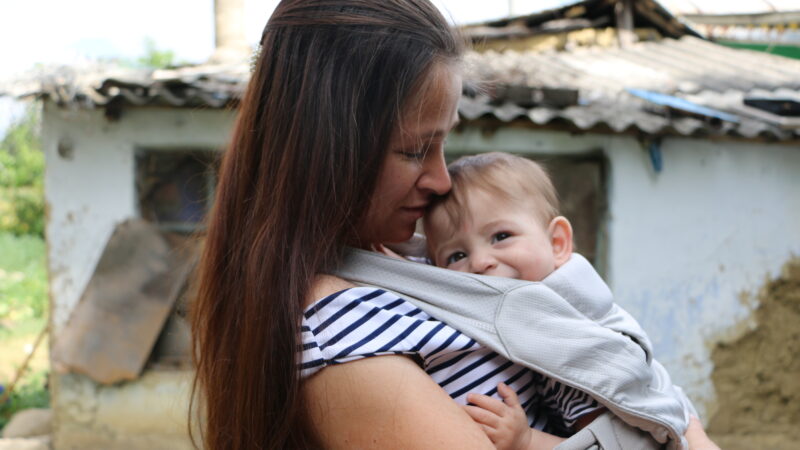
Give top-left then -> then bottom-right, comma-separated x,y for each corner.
300,287 -> 600,432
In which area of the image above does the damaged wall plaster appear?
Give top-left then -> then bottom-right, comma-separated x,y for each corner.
706,258 -> 800,450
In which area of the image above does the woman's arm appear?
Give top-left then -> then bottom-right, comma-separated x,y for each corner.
304,355 -> 496,449
304,275 -> 494,448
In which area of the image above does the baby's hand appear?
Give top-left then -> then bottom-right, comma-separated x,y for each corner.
463,382 -> 533,450
372,243 -> 406,260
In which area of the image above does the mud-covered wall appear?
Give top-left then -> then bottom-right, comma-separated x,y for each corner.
707,259 -> 800,450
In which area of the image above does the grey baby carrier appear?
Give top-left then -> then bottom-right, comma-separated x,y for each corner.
332,248 -> 695,450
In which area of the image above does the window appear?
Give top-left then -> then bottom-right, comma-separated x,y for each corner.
135,150 -> 219,232
543,155 -> 607,273
445,153 -> 608,273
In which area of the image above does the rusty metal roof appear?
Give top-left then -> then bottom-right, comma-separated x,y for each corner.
2,36 -> 799,140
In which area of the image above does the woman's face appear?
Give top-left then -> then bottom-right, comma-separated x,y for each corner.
360,63 -> 462,246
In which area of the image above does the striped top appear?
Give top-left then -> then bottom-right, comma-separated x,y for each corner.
300,287 -> 601,434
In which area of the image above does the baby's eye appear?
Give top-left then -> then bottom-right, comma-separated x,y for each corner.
446,251 -> 467,265
492,232 -> 511,243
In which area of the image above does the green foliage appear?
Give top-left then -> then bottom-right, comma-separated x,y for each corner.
0,106 -> 45,237
0,233 -> 48,320
0,370 -> 50,432
0,107 -> 42,187
136,37 -> 177,69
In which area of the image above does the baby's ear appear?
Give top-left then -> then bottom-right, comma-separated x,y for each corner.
548,216 -> 573,268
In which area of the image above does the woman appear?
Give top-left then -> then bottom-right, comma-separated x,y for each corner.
191,1 -> 718,449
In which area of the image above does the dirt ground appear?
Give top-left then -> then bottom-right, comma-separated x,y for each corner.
0,318 -> 48,382
707,258 -> 800,450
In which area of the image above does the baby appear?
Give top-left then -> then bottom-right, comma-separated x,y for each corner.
422,152 -> 626,449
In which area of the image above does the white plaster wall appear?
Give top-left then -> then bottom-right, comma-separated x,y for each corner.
604,136 -> 800,419
41,104 -> 235,336
448,127 -> 800,418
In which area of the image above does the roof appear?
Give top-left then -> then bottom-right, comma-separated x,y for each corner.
463,0 -> 701,41
658,0 -> 800,16
460,35 -> 800,140
0,62 -> 249,118
661,1 -> 800,44
2,37 -> 800,141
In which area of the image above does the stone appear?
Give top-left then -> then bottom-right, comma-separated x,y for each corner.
0,436 -> 50,450
1,408 -> 52,438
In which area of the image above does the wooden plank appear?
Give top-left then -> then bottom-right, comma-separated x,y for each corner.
51,219 -> 197,384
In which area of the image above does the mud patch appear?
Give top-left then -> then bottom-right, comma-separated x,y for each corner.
707,258 -> 800,450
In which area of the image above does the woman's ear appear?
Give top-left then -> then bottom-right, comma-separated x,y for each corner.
547,216 -> 573,268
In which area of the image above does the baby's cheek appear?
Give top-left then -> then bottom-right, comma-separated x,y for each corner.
449,261 -> 471,273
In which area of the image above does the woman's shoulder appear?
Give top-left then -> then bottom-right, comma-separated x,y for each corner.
301,284 -> 423,331
299,283 -> 436,377
306,274 -> 356,308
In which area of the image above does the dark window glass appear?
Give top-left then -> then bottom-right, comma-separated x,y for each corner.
136,150 -> 218,232
444,153 -> 608,273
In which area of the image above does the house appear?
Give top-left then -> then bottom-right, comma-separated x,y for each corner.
661,0 -> 800,59
2,0 -> 799,447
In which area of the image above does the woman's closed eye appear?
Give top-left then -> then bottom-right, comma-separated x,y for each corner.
491,231 -> 512,243
445,251 -> 467,266
398,149 -> 426,161
397,138 -> 446,162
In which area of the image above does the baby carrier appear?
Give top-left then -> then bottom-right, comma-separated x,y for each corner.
332,248 -> 696,450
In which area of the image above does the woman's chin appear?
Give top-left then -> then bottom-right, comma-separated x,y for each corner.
381,227 -> 416,245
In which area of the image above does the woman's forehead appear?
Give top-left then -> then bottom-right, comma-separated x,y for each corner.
393,64 -> 462,143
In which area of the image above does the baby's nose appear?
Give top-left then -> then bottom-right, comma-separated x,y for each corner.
470,253 -> 498,275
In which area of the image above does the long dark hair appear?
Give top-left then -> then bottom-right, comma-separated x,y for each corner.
190,1 -> 462,448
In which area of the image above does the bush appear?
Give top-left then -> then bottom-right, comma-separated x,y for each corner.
0,370 -> 50,432
0,106 -> 45,238
0,188 -> 45,237
0,233 -> 48,320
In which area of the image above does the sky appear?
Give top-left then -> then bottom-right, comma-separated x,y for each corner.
1,0 -> 568,131
1,0 -> 798,132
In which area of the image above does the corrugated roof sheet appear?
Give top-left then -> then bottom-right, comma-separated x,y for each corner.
0,62 -> 249,112
461,36 -> 800,139
2,36 -> 799,140
659,0 -> 800,16
465,0 -> 701,40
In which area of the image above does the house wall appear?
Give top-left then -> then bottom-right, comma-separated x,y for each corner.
447,126 -> 800,419
42,104 -> 235,335
42,102 -> 800,439
41,104 -> 234,448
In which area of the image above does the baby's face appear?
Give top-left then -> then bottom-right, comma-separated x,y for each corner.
426,189 -> 558,282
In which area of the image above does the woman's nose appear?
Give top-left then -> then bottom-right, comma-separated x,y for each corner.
417,150 -> 451,195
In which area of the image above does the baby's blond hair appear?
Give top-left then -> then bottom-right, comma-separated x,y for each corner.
425,152 -> 560,234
